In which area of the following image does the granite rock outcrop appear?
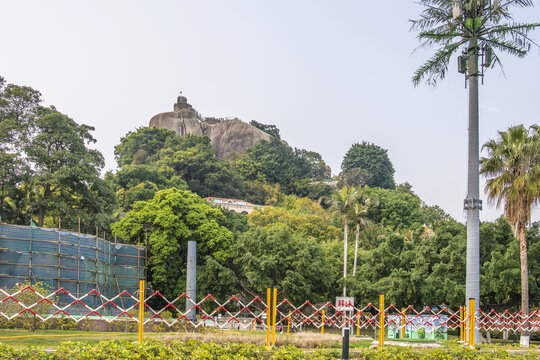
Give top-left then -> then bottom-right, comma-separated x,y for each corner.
149,95 -> 271,158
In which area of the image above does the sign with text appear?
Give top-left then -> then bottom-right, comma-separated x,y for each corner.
335,297 -> 355,311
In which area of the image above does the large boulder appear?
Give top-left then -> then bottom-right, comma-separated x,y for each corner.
149,95 -> 271,158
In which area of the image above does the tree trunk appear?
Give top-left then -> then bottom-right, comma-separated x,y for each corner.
465,35 -> 481,345
343,223 -> 348,297
38,207 -> 45,227
353,224 -> 360,277
0,182 -> 5,220
518,221 -> 530,347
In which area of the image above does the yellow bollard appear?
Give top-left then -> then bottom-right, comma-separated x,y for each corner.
356,312 -> 360,337
459,306 -> 464,342
138,279 -> 145,343
379,294 -> 385,348
468,298 -> 475,347
266,288 -> 271,347
272,288 -> 277,346
321,310 -> 325,334
401,308 -> 405,339
287,310 -> 291,335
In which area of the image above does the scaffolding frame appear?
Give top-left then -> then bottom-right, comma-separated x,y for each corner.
0,223 -> 145,314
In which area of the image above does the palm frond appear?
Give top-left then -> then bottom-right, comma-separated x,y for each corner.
412,41 -> 465,87
411,0 -> 540,86
481,36 -> 529,56
481,124 -> 540,223
410,2 -> 453,32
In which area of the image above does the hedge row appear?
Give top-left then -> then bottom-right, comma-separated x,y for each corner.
0,340 -> 539,359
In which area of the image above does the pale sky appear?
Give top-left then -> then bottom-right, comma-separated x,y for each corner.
1,1 -> 539,222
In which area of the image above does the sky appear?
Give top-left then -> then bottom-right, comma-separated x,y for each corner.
1,1 -> 539,222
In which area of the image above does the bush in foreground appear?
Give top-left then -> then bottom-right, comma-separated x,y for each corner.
0,340 -> 539,359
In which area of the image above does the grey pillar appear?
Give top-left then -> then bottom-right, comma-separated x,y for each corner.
465,36 -> 480,345
186,241 -> 197,321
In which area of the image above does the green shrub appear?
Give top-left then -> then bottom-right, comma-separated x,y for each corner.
0,340 -> 539,359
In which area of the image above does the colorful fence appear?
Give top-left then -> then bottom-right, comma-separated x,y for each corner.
1,284 -> 539,337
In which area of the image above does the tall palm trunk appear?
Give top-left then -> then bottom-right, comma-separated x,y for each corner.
343,223 -> 348,297
518,221 -> 530,346
353,224 -> 359,277
465,35 -> 481,344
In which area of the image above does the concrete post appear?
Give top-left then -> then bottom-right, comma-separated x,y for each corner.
186,241 -> 197,321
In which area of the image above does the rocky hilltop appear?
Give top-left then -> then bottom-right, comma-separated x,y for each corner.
149,95 -> 271,158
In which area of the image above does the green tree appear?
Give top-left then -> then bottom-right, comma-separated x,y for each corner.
105,164 -> 187,212
112,188 -> 234,300
295,149 -> 331,180
350,218 -> 467,308
249,120 -> 281,139
0,77 -> 41,223
341,142 -> 395,189
480,217 -> 520,309
114,127 -> 180,167
232,225 -> 332,303
342,167 -> 372,188
156,135 -> 244,198
239,137 -> 312,193
242,181 -> 281,206
24,109 -> 113,228
287,179 -> 334,208
248,197 -> 342,242
411,1 -> 539,345
480,125 -> 540,344
364,187 -> 425,230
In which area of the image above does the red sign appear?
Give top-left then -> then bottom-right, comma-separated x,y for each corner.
335,297 -> 355,311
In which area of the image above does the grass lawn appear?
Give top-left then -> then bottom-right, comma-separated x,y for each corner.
0,329 -> 138,347
1,328 -> 536,352
0,328 -> 375,348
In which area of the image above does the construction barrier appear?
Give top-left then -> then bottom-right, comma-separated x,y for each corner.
0,223 -> 145,312
1,285 -> 539,342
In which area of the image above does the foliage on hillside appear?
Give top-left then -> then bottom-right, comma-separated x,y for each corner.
2,76 -> 539,311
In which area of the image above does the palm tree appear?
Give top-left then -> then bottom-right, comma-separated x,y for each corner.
331,185 -> 356,297
411,0 -> 539,345
480,125 -> 540,346
350,187 -> 379,277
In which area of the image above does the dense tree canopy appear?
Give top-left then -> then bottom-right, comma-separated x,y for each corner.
248,196 -> 341,242
112,188 -> 234,299
232,225 -> 332,303
0,77 -> 41,223
0,77 -> 115,231
237,137 -> 318,193
114,127 -> 180,167
342,142 -> 396,189
105,164 -> 188,212
25,110 -> 112,227
156,135 -> 245,198
2,76 -> 538,313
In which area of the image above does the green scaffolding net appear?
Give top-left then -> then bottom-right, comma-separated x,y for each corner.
0,223 -> 145,314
